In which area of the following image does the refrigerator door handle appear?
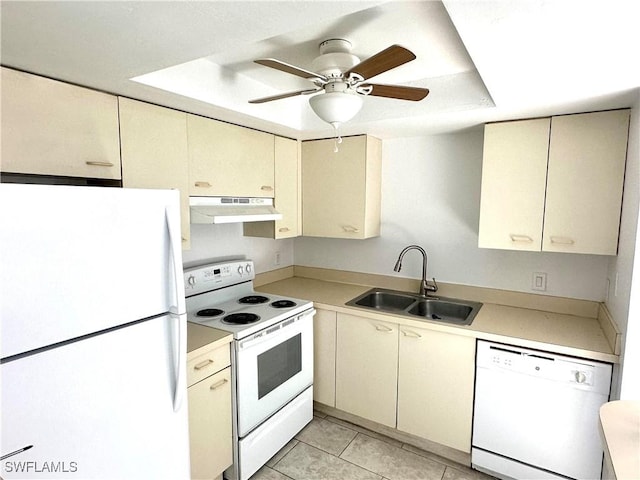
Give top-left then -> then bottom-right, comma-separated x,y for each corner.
165,203 -> 186,315
171,312 -> 187,412
165,204 -> 186,412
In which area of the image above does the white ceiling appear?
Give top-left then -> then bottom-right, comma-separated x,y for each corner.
1,0 -> 639,140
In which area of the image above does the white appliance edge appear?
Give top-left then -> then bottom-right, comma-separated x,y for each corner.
0,184 -> 190,479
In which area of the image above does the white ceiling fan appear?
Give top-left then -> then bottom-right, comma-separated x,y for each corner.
249,39 -> 430,129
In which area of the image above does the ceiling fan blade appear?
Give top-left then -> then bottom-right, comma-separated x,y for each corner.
254,59 -> 327,82
346,45 -> 416,81
249,88 -> 320,104
362,83 -> 429,101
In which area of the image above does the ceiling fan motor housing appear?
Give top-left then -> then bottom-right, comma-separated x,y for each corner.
311,39 -> 360,78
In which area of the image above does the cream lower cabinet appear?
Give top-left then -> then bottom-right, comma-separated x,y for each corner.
335,312 -> 398,427
187,114 -> 275,198
301,135 -> 382,239
479,109 -> 630,255
187,343 -> 232,480
1,67 -> 121,180
397,326 -> 476,452
329,309 -> 476,454
244,136 -> 301,239
119,98 -> 191,249
313,308 -> 337,407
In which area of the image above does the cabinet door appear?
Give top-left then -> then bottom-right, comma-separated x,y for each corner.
244,137 -> 300,238
187,114 -> 275,197
302,135 -> 381,239
119,98 -> 191,249
1,67 -> 121,179
313,308 -> 337,407
188,367 -> 233,480
478,118 -> 550,251
543,110 -> 629,255
335,313 -> 398,427
397,327 -> 475,452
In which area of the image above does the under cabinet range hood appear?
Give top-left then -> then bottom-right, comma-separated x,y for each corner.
190,196 -> 282,224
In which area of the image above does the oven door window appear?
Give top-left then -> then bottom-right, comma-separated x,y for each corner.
257,333 -> 302,399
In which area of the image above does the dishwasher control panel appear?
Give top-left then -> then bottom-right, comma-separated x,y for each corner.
481,342 -> 602,387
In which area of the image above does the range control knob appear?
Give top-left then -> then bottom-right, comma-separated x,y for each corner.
187,275 -> 196,286
246,263 -> 252,274
237,265 -> 244,276
575,371 -> 587,384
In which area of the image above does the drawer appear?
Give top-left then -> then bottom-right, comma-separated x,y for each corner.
187,343 -> 231,387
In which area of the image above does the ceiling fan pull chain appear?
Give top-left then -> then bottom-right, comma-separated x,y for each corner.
333,124 -> 343,153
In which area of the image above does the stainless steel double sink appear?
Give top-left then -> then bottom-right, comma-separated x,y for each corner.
346,287 -> 483,326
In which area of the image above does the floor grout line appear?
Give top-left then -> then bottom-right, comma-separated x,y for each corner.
257,414 -> 492,480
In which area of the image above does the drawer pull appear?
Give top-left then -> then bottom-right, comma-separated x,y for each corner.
278,227 -> 290,233
261,185 -> 274,191
194,181 -> 212,188
375,324 -> 393,333
401,330 -> 422,338
550,236 -> 575,245
510,234 -> 533,243
210,378 -> 229,390
194,359 -> 214,370
85,161 -> 115,167
342,225 -> 360,233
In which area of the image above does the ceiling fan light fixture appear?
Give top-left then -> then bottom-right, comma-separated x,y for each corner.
309,91 -> 363,128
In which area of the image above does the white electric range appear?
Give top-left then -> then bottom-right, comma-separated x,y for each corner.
185,260 -> 314,480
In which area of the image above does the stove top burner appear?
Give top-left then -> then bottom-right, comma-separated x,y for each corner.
196,308 -> 225,317
222,313 -> 261,325
238,295 -> 270,305
271,300 -> 297,309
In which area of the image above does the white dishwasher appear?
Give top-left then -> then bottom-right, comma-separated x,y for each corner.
472,340 -> 612,480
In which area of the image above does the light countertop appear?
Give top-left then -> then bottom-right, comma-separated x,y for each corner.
600,400 -> 640,480
257,276 -> 617,363
187,322 -> 232,358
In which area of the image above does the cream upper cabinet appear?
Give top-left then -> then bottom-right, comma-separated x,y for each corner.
244,136 -> 301,239
335,312 -> 398,427
187,114 -> 275,197
478,118 -> 550,251
302,135 -> 382,239
312,308 -> 337,407
119,98 -> 191,249
1,67 -> 121,179
543,110 -> 629,255
397,327 -> 476,452
479,110 -> 630,255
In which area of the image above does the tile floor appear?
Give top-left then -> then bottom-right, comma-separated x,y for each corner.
249,411 -> 495,480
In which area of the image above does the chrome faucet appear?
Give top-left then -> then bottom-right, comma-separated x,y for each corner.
393,245 -> 438,297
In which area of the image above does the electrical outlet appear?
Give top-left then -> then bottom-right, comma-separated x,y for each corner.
532,272 -> 547,291
274,251 -> 281,266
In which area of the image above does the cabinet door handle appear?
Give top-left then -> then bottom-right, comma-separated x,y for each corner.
342,225 -> 360,233
278,227 -> 290,233
510,234 -> 533,243
550,236 -> 575,245
85,161 -> 115,167
261,185 -> 274,191
194,181 -> 212,188
194,359 -> 214,370
401,329 -> 422,338
374,324 -> 393,333
210,378 -> 229,390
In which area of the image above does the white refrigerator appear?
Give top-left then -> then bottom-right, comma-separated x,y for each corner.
0,184 -> 190,479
